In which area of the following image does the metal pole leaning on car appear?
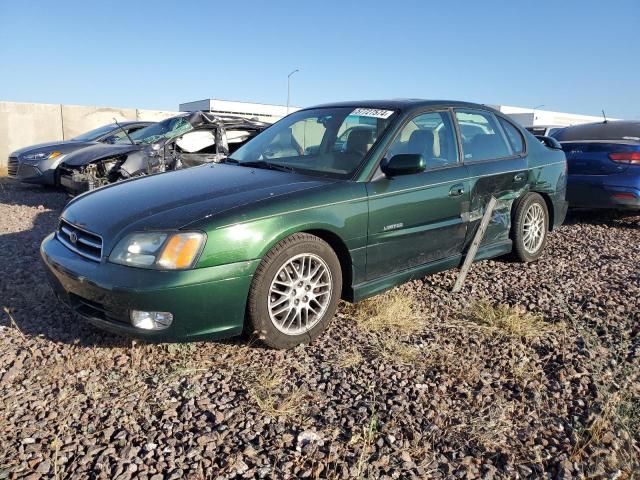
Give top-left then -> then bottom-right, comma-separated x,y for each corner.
287,69 -> 299,114
452,196 -> 498,293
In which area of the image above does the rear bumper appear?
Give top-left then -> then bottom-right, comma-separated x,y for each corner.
552,199 -> 569,229
567,182 -> 640,211
41,233 -> 259,341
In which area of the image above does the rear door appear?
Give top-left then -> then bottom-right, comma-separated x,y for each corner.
454,109 -> 528,248
365,110 -> 470,279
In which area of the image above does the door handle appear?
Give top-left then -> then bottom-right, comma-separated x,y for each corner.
513,173 -> 527,182
449,184 -> 465,197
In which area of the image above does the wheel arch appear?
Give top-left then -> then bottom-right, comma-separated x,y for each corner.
255,225 -> 354,301
301,228 -> 353,300
530,190 -> 555,231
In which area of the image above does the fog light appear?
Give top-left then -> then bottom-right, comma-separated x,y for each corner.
130,310 -> 173,330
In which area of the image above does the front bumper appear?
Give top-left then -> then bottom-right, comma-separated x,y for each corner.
59,171 -> 89,195
41,233 -> 260,341
7,156 -> 61,185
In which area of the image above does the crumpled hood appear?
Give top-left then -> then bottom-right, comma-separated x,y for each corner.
62,143 -> 144,167
61,164 -> 334,249
11,140 -> 95,158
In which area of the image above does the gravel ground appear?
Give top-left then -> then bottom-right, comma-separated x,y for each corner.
1,178 -> 638,479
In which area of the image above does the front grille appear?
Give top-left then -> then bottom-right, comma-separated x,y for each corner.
57,219 -> 103,262
7,157 -> 19,177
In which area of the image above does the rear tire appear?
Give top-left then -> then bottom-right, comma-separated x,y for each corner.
246,233 -> 342,349
511,193 -> 549,262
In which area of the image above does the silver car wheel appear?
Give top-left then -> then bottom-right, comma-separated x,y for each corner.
522,203 -> 546,254
268,253 -> 332,335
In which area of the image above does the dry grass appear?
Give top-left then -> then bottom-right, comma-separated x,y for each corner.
0,166 -> 7,177
335,347 -> 364,369
372,336 -> 419,364
344,291 -> 421,335
349,411 -> 379,479
342,291 -> 422,364
421,341 -> 482,385
248,367 -> 306,420
464,301 -> 558,343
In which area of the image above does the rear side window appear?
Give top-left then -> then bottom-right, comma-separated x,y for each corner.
455,109 -> 512,162
498,117 -> 525,154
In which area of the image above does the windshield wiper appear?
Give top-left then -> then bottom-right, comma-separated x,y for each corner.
112,117 -> 134,145
225,159 -> 295,173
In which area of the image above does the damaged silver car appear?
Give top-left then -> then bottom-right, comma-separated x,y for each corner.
58,112 -> 269,194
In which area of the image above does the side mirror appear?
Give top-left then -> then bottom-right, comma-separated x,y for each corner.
381,154 -> 426,177
535,135 -> 563,150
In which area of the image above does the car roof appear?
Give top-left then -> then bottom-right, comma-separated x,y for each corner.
553,120 -> 640,142
300,99 -> 499,114
116,120 -> 153,126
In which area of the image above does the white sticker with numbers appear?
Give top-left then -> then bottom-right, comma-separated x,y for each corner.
351,108 -> 394,119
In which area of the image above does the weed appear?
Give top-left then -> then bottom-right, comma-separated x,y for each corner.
464,301 -> 557,343
345,291 -> 421,335
248,368 -> 306,420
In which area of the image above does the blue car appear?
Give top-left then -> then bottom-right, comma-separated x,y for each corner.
552,121 -> 640,211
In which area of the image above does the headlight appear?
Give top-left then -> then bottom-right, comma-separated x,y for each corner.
109,231 -> 205,270
22,151 -> 63,163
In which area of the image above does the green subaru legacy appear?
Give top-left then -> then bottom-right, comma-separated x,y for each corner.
41,100 -> 568,348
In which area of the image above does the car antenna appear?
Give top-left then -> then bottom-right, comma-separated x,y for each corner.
113,117 -> 135,144
601,109 -> 608,124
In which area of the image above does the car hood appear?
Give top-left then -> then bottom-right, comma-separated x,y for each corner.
11,140 -> 96,158
62,143 -> 144,167
61,164 -> 335,247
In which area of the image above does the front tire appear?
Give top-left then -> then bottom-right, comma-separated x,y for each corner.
246,233 -> 342,349
511,192 -> 549,262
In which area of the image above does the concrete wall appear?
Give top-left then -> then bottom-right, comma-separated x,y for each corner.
0,102 -> 64,168
0,101 -> 180,168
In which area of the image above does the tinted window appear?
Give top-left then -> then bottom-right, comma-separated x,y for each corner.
455,109 -> 512,162
498,117 -> 524,154
387,111 -> 459,169
229,107 -> 396,179
71,124 -> 118,141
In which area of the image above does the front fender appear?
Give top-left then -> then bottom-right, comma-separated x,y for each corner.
194,196 -> 369,270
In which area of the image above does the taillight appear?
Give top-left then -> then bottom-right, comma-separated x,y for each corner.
609,152 -> 640,164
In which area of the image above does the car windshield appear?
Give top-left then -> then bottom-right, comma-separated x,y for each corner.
71,124 -> 118,141
121,116 -> 193,145
227,107 -> 396,178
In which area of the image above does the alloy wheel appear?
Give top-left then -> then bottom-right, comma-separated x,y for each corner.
268,253 -> 332,335
522,203 -> 546,254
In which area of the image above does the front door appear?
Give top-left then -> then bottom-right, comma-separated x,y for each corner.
365,110 -> 470,280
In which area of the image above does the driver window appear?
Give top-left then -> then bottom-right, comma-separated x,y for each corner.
291,119 -> 326,155
264,119 -> 327,158
386,111 -> 459,169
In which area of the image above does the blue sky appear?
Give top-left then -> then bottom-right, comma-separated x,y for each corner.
1,1 -> 638,118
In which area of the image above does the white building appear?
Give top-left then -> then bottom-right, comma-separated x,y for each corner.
179,99 -> 300,123
179,98 -> 621,130
493,105 -> 619,129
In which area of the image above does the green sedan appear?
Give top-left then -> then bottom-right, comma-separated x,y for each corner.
41,100 -> 568,349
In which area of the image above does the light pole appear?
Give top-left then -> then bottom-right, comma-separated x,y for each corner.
532,104 -> 545,123
287,69 -> 299,114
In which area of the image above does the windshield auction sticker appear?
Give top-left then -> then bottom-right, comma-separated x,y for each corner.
351,108 -> 395,119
